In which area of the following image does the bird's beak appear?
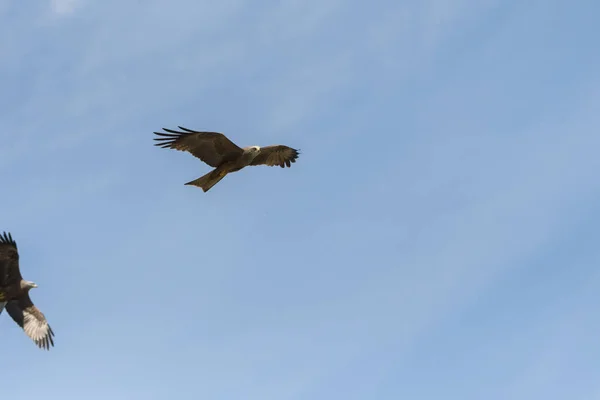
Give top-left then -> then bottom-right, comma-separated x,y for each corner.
31,283 -> 38,288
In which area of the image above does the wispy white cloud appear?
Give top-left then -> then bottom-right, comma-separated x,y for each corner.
50,0 -> 81,16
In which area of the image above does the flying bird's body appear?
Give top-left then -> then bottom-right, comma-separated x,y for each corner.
0,280 -> 31,303
0,232 -> 55,350
154,126 -> 300,192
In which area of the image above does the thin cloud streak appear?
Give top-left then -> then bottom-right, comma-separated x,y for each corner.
50,0 -> 81,16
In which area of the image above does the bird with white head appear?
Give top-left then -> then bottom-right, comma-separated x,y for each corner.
0,232 -> 55,350
154,126 -> 300,192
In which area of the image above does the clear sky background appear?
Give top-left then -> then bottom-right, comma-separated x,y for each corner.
1,0 -> 599,399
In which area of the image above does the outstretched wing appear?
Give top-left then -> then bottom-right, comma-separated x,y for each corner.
0,231 -> 22,287
249,145 -> 300,168
5,293 -> 55,350
153,126 -> 244,167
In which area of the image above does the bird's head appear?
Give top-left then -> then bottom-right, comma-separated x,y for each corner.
20,280 -> 38,292
243,146 -> 261,162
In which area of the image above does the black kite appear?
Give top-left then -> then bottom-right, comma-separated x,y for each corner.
153,126 -> 300,192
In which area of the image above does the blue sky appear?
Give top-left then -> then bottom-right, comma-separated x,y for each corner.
1,0 -> 599,398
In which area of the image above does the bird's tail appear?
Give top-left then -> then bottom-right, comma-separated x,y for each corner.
185,169 -> 228,192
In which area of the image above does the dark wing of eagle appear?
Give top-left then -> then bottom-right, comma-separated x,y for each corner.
5,293 -> 55,350
0,232 -> 22,287
249,145 -> 300,168
153,126 -> 244,167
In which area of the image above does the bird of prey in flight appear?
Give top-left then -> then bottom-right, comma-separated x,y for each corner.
0,232 -> 55,350
153,126 -> 300,192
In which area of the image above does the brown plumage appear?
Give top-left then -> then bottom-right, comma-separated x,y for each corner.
0,232 -> 55,350
154,126 -> 300,192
